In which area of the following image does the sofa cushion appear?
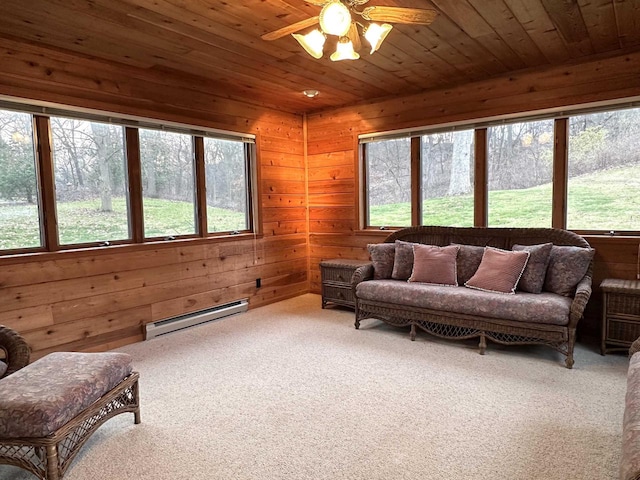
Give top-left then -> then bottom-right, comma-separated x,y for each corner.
544,246 -> 595,296
465,247 -> 530,294
0,352 -> 133,438
356,280 -> 572,326
392,240 -> 417,280
513,243 -> 553,294
454,244 -> 485,285
409,244 -> 459,286
368,243 -> 395,280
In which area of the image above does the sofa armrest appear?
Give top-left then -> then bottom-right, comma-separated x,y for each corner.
351,263 -> 374,296
568,274 -> 593,329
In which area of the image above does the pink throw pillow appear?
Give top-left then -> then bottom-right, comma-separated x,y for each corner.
465,247 -> 530,294
408,244 -> 459,286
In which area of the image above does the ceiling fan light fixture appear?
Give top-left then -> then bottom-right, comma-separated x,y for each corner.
292,29 -> 326,58
364,22 -> 392,54
302,89 -> 320,98
330,37 -> 360,61
319,1 -> 352,37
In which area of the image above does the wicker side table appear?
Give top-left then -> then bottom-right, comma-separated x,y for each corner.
601,278 -> 640,354
320,259 -> 370,310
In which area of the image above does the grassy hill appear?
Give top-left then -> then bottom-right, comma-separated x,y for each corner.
370,164 -> 640,230
1,164 -> 639,250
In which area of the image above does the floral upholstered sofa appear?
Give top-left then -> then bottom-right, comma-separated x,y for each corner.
621,338 -> 640,480
352,226 -> 594,368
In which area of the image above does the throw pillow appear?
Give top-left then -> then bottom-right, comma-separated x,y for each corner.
408,244 -> 459,286
392,240 -> 418,280
454,244 -> 485,285
512,243 -> 553,294
367,243 -> 396,280
465,247 -> 530,294
544,246 -> 595,296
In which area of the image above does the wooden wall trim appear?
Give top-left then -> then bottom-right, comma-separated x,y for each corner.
125,127 -> 144,243
194,136 -> 207,236
411,137 -> 422,226
473,128 -> 488,227
34,115 -> 59,251
552,118 -> 569,229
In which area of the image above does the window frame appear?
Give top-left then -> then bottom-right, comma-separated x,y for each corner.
0,110 -> 47,255
359,102 -> 640,236
0,99 -> 258,257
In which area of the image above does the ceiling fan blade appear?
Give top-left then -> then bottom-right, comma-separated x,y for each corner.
347,22 -> 361,51
360,6 -> 437,25
261,16 -> 320,41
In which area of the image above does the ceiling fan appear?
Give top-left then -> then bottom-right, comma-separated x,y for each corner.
261,0 -> 437,61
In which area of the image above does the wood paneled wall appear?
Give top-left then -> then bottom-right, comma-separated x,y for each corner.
0,38 -> 308,358
307,50 -> 640,336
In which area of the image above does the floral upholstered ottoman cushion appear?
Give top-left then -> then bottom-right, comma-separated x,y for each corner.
0,352 -> 133,438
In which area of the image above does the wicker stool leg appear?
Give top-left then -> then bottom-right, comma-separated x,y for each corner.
478,333 -> 487,355
46,444 -> 60,480
410,324 -> 416,341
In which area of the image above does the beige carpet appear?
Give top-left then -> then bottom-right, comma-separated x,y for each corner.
2,294 -> 629,480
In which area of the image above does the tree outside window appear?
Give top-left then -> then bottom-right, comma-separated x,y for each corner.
487,120 -> 554,227
139,129 -> 196,238
204,138 -> 249,233
421,129 -> 474,226
568,108 -> 640,231
365,138 -> 411,227
0,110 -> 41,250
51,117 -> 129,245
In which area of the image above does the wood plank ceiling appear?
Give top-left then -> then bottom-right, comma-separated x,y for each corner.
0,0 -> 639,113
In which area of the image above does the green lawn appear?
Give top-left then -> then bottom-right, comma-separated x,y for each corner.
370,164 -> 640,229
1,164 -> 639,250
0,197 -> 246,249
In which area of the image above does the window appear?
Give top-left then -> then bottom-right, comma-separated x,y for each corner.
204,138 -> 249,233
0,109 -> 42,250
51,117 -> 129,245
487,120 -> 554,227
139,129 -> 197,238
364,138 -> 411,227
421,130 -> 474,227
568,108 -> 640,231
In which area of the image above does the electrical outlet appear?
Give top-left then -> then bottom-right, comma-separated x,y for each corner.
256,278 -> 261,288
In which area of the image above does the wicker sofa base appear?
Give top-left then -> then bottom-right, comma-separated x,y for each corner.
356,301 -> 575,368
0,372 -> 140,480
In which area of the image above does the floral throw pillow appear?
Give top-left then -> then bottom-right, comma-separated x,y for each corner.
465,247 -> 530,294
454,244 -> 485,285
512,243 -> 553,294
408,244 -> 459,286
391,240 -> 418,281
367,243 -> 396,280
543,246 -> 595,296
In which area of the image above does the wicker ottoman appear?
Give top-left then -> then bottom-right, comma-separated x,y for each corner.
0,352 -> 140,480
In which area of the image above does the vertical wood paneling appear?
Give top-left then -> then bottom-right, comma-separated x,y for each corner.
0,41 -> 307,358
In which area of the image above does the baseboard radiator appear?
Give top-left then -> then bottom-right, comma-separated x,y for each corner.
145,298 -> 249,340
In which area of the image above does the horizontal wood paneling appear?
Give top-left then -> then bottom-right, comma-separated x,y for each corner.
0,41 -> 307,358
306,50 -> 640,337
